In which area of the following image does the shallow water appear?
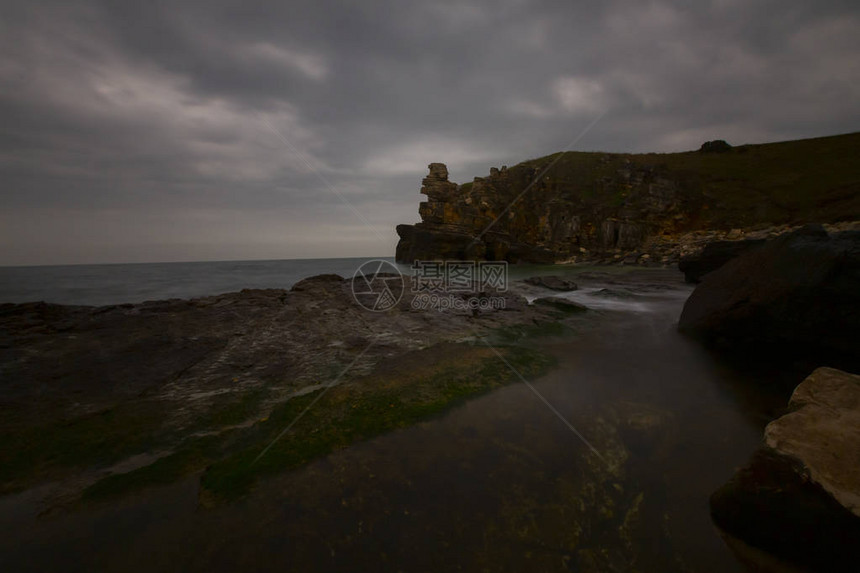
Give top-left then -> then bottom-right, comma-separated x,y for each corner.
0,269 -> 792,572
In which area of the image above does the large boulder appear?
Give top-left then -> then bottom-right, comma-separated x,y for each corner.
710,367 -> 860,571
678,225 -> 860,363
678,238 -> 766,283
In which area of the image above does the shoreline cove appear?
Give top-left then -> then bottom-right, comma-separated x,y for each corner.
2,267 -> 806,571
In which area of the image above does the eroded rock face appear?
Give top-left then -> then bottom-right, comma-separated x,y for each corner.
395,161 -> 695,264
710,367 -> 860,571
678,225 -> 860,364
393,133 -> 860,265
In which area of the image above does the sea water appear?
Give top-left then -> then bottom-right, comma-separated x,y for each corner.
0,257 -> 390,306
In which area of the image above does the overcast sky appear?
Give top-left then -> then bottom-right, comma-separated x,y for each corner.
1,0 -> 858,265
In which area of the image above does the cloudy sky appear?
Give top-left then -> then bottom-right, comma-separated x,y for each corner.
1,0 -> 858,265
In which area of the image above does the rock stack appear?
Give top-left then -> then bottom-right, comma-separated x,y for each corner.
417,163 -> 460,224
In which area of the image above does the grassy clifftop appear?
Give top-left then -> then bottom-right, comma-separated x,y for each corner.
398,131 -> 860,263
518,131 -> 860,230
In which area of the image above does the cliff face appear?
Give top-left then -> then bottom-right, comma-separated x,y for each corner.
395,132 -> 860,264
396,158 -> 691,264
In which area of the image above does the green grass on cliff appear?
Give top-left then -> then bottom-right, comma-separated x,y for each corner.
514,131 -> 860,229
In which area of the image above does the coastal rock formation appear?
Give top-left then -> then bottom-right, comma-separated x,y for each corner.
395,158 -> 690,264
395,132 -> 860,264
0,276 -> 559,424
710,367 -> 860,571
678,225 -> 860,364
677,238 -> 766,282
0,276 -> 573,500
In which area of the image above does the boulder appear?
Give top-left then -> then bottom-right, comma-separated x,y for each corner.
710,367 -> 860,571
699,139 -> 732,153
678,225 -> 860,363
524,276 -> 578,291
678,238 -> 765,283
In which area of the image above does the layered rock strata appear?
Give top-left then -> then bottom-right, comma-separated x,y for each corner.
395,133 -> 860,264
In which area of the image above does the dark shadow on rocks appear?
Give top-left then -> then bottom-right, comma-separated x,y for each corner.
678,224 -> 860,374
711,447 -> 860,573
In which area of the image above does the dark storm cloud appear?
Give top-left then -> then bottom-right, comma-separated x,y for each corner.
1,0 -> 859,264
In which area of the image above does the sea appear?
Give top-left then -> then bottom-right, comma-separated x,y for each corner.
0,257 -> 396,307
0,257 -> 611,307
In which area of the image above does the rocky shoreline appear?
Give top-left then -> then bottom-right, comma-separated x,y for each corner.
1,266 -> 745,573
0,272 -> 590,508
4,150 -> 860,568
676,224 -> 860,570
710,368 -> 860,572
2,235 -> 858,570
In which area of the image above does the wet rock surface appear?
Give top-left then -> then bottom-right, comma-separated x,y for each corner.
678,238 -> 765,283
710,367 -> 860,572
678,225 -> 860,367
4,268 -> 754,573
0,275 -> 565,498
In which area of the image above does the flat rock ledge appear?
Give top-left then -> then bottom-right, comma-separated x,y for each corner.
710,367 -> 860,572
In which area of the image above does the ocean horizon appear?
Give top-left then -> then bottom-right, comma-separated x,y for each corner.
0,256 -> 398,307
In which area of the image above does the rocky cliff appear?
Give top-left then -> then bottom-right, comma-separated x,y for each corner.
395,132 -> 860,264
